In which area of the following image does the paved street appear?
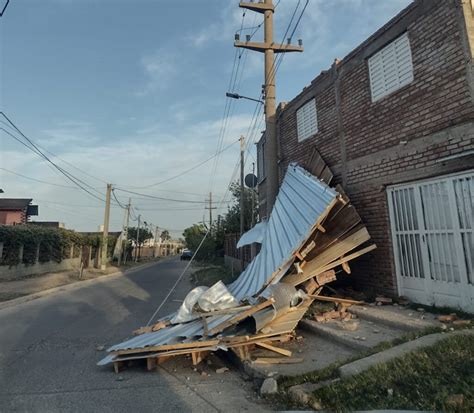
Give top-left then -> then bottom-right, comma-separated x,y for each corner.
0,258 -> 269,412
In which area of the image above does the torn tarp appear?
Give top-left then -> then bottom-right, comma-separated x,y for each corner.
171,281 -> 239,324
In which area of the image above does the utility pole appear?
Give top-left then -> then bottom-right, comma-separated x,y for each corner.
235,0 -> 303,214
240,135 -> 245,270
154,225 -> 159,257
251,162 -> 257,260
135,214 -> 141,262
101,183 -> 112,271
118,197 -> 131,266
205,192 -> 217,229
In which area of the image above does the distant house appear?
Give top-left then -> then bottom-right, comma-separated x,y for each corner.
30,221 -> 65,229
0,199 -> 38,225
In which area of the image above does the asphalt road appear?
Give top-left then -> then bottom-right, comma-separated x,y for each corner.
0,257 -> 269,412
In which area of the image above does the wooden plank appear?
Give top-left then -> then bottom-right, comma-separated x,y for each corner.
113,339 -> 220,356
319,166 -> 333,184
285,243 -> 376,287
283,229 -> 373,286
308,295 -> 364,305
256,342 -> 292,357
146,357 -> 157,371
315,270 -> 337,286
252,357 -> 304,365
207,299 -> 275,336
300,240 -> 316,258
342,261 -> 351,274
194,305 -> 252,317
306,205 -> 362,260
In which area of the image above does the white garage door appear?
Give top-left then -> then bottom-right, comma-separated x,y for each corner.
387,170 -> 474,312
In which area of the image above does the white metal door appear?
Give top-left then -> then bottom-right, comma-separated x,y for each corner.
388,171 -> 474,312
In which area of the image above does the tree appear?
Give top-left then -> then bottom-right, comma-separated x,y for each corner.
222,182 -> 258,234
127,226 -> 153,246
182,224 -> 215,261
160,229 -> 171,242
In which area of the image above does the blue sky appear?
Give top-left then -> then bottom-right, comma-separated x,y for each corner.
0,0 -> 411,235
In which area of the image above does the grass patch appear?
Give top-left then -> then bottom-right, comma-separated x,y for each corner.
278,325 -> 444,390
191,259 -> 239,287
312,334 -> 474,412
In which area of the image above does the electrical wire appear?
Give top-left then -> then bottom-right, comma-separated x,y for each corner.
0,167 -> 77,189
117,138 -> 238,189
0,0 -> 10,17
0,119 -> 108,185
0,115 -> 109,204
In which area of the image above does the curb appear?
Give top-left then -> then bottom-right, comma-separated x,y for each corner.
0,259 -> 166,311
299,319 -> 370,352
286,328 -> 474,409
338,328 -> 474,378
348,306 -> 438,331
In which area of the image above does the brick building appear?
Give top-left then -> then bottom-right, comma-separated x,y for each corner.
0,199 -> 38,225
257,0 -> 474,311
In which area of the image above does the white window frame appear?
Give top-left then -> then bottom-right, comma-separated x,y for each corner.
296,98 -> 318,142
368,32 -> 414,102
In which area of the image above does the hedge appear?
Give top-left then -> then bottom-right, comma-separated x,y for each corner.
0,226 -> 116,267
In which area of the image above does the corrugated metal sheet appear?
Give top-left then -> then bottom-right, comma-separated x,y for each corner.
228,164 -> 337,301
99,164 -> 338,365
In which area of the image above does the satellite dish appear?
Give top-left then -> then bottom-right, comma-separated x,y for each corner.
245,173 -> 258,188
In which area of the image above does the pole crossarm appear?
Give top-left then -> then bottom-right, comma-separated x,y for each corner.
239,1 -> 274,13
234,41 -> 303,53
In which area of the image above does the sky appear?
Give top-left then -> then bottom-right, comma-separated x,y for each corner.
0,0 -> 412,237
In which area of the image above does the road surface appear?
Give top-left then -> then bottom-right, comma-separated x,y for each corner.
0,257 -> 269,412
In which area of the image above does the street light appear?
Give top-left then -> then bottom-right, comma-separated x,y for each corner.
226,92 -> 263,105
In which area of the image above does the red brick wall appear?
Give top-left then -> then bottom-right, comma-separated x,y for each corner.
274,0 -> 474,295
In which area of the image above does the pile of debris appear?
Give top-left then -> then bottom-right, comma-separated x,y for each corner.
98,159 -> 376,372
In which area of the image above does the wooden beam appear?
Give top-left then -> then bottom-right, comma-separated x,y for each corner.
252,357 -> 303,365
113,339 -> 220,356
283,233 -> 375,286
300,240 -> 316,258
256,342 -> 292,357
207,299 -> 274,336
194,305 -> 252,317
308,295 -> 364,306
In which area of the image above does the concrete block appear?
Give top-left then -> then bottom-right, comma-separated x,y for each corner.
260,378 -> 278,396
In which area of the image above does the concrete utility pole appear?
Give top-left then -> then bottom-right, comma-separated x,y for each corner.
240,135 -> 245,270
119,198 -> 131,266
101,183 -> 112,271
154,225 -> 159,257
235,0 -> 303,213
135,214 -> 141,262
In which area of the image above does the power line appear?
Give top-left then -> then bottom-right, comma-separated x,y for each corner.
114,188 -> 206,204
0,114 -> 108,204
0,0 -> 10,17
0,119 -> 108,185
118,138 -> 238,189
0,167 -> 77,189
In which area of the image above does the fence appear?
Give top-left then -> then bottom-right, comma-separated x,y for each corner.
0,242 -> 105,281
224,233 -> 253,272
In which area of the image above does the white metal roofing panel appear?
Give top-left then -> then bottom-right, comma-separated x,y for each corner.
227,163 -> 337,301
99,164 -> 338,362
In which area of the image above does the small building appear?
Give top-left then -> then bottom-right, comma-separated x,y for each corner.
258,0 -> 474,311
0,198 -> 38,225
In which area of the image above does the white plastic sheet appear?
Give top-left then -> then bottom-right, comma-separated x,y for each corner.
170,281 -> 239,324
